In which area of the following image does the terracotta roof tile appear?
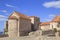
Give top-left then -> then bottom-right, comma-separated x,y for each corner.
51,15 -> 60,22
8,16 -> 18,20
8,11 -> 30,20
40,22 -> 50,26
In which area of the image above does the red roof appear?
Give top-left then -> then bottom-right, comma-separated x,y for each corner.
8,11 -> 30,20
40,22 -> 50,26
40,15 -> 60,26
51,15 -> 60,22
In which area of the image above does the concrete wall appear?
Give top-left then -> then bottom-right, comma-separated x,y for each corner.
8,19 -> 18,37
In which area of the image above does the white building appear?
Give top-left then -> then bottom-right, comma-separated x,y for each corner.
40,15 -> 60,30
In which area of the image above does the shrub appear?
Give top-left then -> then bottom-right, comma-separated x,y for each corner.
57,30 -> 60,32
53,28 -> 57,33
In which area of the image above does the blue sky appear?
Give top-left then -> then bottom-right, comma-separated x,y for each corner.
0,0 -> 60,32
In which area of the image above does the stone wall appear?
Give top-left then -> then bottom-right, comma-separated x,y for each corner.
50,22 -> 60,30
30,17 -> 40,31
42,30 -> 55,36
8,19 -> 18,37
34,17 -> 40,30
19,18 -> 31,36
40,22 -> 60,30
40,25 -> 50,30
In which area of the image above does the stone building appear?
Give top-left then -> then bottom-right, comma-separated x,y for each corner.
40,15 -> 60,30
29,16 -> 40,31
4,11 -> 40,37
8,11 -> 32,37
4,11 -> 60,37
50,15 -> 60,30
39,22 -> 51,30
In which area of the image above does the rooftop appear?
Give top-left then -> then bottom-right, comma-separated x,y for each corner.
52,15 -> 60,22
40,15 -> 60,26
8,11 -> 30,20
40,22 -> 50,26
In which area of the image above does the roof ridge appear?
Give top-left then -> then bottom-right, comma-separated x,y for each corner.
51,15 -> 60,22
8,11 -> 30,20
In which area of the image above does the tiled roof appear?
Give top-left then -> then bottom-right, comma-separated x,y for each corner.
51,15 -> 60,22
40,15 -> 60,26
8,16 -> 18,20
40,22 -> 50,26
8,11 -> 30,20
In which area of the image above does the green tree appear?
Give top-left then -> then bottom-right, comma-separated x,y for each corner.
54,28 -> 57,33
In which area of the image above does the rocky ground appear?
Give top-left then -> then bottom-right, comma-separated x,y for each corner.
0,30 -> 60,40
0,36 -> 60,40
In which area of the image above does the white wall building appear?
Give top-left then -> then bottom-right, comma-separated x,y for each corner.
40,15 -> 60,30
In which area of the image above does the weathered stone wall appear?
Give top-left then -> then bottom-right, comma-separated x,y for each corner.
30,17 -> 40,31
34,17 -> 40,30
50,22 -> 60,30
42,30 -> 55,36
29,30 -> 42,36
40,22 -> 60,30
19,18 -> 31,36
40,25 -> 50,30
8,19 -> 18,37
50,22 -> 58,29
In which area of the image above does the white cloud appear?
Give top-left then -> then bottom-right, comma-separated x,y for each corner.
5,4 -> 15,8
43,1 -> 60,8
48,14 -> 55,18
0,15 -> 7,21
44,14 -> 55,21
0,10 -> 7,13
44,18 -> 51,21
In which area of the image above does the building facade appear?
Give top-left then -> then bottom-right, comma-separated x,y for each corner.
29,16 -> 40,31
4,11 -> 60,37
40,15 -> 60,30
5,11 -> 40,37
